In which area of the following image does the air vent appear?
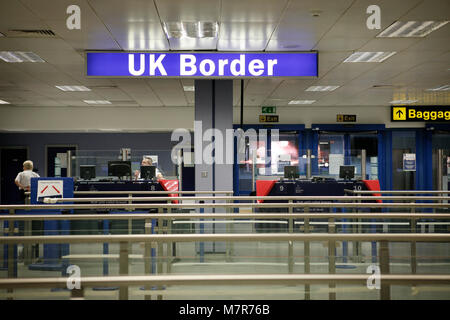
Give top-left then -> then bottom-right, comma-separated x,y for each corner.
111,100 -> 139,105
88,85 -> 118,89
372,85 -> 403,89
6,29 -> 56,38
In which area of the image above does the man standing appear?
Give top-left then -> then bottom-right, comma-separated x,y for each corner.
15,160 -> 40,203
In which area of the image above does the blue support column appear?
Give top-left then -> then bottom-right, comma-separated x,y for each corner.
423,129 -> 433,191
311,130 -> 319,176
4,221 -> 18,277
93,219 -> 119,291
344,133 -> 351,165
264,129 -> 272,175
384,130 -> 393,191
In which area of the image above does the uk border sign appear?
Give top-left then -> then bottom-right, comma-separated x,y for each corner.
86,52 -> 318,78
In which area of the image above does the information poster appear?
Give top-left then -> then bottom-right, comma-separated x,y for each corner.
403,153 -> 416,171
36,180 -> 64,202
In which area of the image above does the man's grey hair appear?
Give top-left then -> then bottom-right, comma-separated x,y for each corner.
23,160 -> 33,170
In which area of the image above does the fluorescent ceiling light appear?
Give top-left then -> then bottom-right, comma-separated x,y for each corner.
83,100 -> 111,105
56,85 -> 91,92
305,86 -> 339,92
344,52 -> 396,63
426,84 -> 450,92
0,99 -> 10,104
288,100 -> 316,105
163,21 -> 219,39
0,51 -> 45,63
183,85 -> 195,92
98,129 -> 122,132
390,99 -> 418,104
377,21 -> 449,38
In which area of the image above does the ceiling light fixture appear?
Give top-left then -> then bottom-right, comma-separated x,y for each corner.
426,84 -> 450,91
344,51 -> 396,63
0,99 -> 10,104
0,51 -> 45,63
56,85 -> 91,92
83,100 -> 111,105
305,86 -> 340,92
377,21 -> 449,38
163,21 -> 219,39
98,129 -> 122,132
390,99 -> 418,104
183,85 -> 195,91
288,100 -> 316,104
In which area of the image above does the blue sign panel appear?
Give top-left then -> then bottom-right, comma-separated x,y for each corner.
86,52 -> 318,77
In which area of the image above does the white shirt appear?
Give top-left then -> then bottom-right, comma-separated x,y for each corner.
15,170 -> 40,190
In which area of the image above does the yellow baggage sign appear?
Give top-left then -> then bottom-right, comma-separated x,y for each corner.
391,106 -> 450,122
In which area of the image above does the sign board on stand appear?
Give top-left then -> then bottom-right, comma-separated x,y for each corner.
403,153 -> 416,171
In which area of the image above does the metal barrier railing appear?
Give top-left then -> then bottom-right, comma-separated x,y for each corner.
0,233 -> 449,300
1,212 -> 450,221
1,202 -> 449,210
2,233 -> 449,244
25,191 -> 234,196
1,274 -> 450,300
46,195 -> 450,203
23,190 -> 235,205
1,197 -> 449,300
345,190 -> 450,195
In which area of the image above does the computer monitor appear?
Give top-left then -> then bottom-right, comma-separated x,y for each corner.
80,165 -> 96,180
339,165 -> 355,180
284,166 -> 299,179
141,165 -> 156,180
108,161 -> 132,179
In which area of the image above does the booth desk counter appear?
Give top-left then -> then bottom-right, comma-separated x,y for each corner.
255,179 -> 380,232
72,179 -> 179,235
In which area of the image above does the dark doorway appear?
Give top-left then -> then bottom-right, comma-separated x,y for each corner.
46,145 -> 77,177
0,148 -> 28,204
181,147 -> 195,191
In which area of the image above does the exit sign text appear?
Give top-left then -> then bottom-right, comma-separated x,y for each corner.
337,114 -> 356,122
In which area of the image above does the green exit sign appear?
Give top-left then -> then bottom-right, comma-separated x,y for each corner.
262,106 -> 276,114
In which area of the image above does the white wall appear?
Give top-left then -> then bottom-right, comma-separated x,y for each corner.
234,106 -> 425,128
0,105 -> 424,132
0,106 -> 194,132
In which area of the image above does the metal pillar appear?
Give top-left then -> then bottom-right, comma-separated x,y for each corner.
144,219 -> 152,300
306,149 -> 312,179
379,241 -> 390,300
361,149 -> 366,180
66,150 -> 72,177
304,206 -> 310,300
288,200 -> 294,274
328,217 -> 336,300
119,241 -> 129,300
437,149 -> 444,192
